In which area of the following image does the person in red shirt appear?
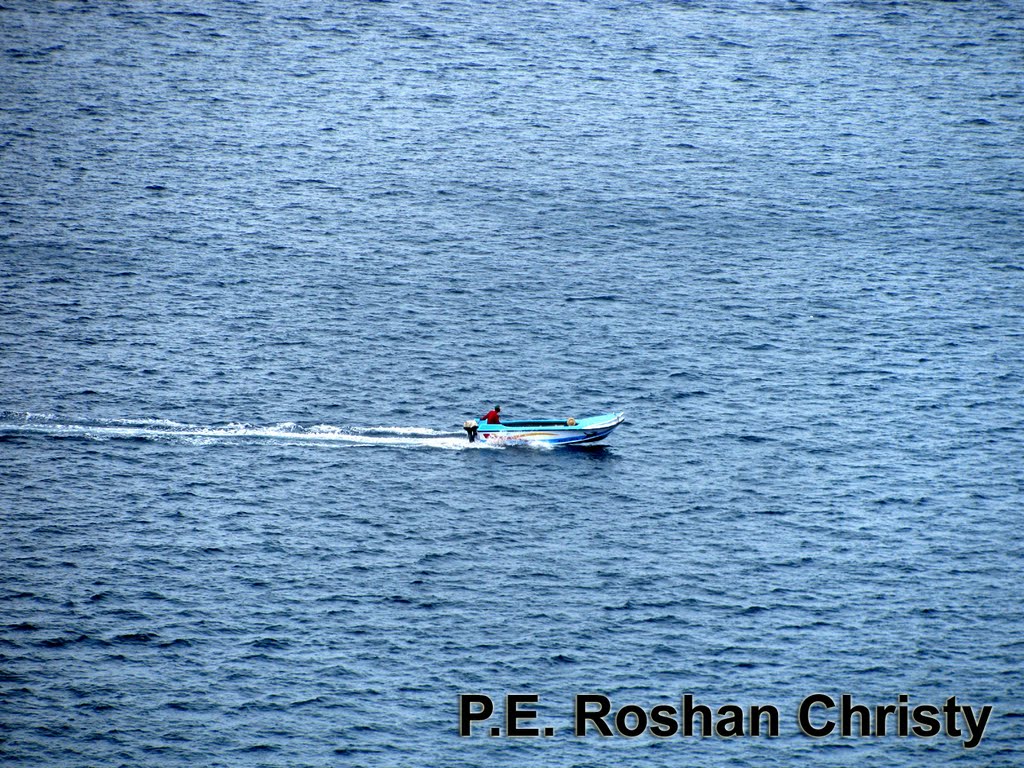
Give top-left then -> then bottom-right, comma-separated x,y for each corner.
482,405 -> 501,424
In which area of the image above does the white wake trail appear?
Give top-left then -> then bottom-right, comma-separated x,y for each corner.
0,414 -> 496,451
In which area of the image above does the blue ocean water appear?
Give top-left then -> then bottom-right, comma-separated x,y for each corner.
2,0 -> 1022,765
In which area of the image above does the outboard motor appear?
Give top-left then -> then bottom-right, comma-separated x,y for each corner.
463,420 -> 479,443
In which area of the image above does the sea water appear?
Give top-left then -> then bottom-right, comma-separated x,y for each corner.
1,1 -> 1022,765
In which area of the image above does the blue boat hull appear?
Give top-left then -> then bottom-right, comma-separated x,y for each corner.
473,412 -> 625,446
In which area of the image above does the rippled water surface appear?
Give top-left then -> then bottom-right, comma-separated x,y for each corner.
2,1 -> 1023,765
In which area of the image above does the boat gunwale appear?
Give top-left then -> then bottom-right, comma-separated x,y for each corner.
477,412 -> 624,433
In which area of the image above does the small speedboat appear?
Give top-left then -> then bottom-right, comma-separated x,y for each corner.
463,412 -> 625,446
